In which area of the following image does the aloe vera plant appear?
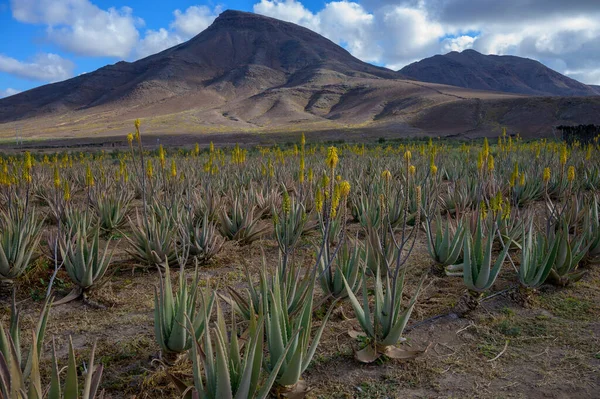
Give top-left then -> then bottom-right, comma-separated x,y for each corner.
62,207 -> 96,239
93,190 -> 132,234
263,269 -> 336,397
342,267 -> 426,363
0,290 -> 51,382
219,196 -> 268,245
0,335 -> 105,399
126,211 -> 177,267
154,260 -> 214,356
364,220 -> 397,275
425,213 -> 465,266
447,219 -> 509,292
273,193 -> 308,258
169,302 -> 297,399
547,223 -> 590,286
0,207 -> 43,280
60,226 -> 115,295
226,256 -> 312,321
584,196 -> 600,263
352,192 -> 381,229
318,239 -> 364,299
185,213 -> 224,263
518,221 -> 559,288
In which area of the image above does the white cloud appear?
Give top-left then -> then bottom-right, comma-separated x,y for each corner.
253,1 -> 443,68
0,53 -> 74,82
136,28 -> 183,60
254,1 -> 378,60
442,35 -> 476,52
11,0 -> 141,58
254,0 -> 600,84
253,0 -> 319,30
0,88 -> 21,98
317,2 -> 377,61
135,5 -> 220,60
379,6 -> 445,68
171,5 -> 220,37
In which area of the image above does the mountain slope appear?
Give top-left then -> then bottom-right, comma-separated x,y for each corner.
0,10 -> 399,123
0,11 -> 600,140
400,50 -> 598,97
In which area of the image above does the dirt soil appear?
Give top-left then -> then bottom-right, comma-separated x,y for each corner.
3,212 -> 599,399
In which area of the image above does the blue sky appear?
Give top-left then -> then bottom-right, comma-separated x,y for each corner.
1,0 -> 599,98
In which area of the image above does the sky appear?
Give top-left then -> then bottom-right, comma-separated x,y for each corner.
1,0 -> 600,98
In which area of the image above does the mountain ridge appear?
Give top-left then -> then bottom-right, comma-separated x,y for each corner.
400,49 -> 598,97
1,10 -> 599,140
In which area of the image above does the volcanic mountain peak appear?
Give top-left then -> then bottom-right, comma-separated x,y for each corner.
162,9 -> 397,78
400,49 -> 598,97
0,9 -> 401,123
1,10 -> 600,140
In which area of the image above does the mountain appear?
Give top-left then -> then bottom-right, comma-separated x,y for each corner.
0,10 -> 398,123
1,11 -> 600,141
400,49 -> 598,97
591,85 -> 600,95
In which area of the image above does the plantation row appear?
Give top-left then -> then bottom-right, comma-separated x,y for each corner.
1,122 -> 599,398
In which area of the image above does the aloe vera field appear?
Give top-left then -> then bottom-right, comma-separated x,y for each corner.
0,123 -> 599,398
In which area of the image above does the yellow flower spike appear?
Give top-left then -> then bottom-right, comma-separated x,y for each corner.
560,145 -> 568,166
409,165 -> 416,176
53,166 -> 61,189
308,168 -> 314,183
340,180 -> 351,198
480,201 -> 488,220
431,164 -> 438,176
209,141 -> 215,153
519,173 -> 525,186
85,164 -> 95,187
301,133 -> 306,147
146,159 -> 154,179
63,181 -> 71,202
567,166 -> 575,182
381,169 -> 391,182
315,190 -> 323,213
127,133 -> 134,145
159,145 -> 166,169
171,159 -> 177,178
543,168 -> 550,183
194,143 -> 200,156
503,201 -> 511,221
24,152 -> 32,171
326,146 -> 339,170
134,118 -> 141,130
586,144 -> 592,160
487,155 -> 494,172
404,150 -> 412,162
321,174 -> 330,190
